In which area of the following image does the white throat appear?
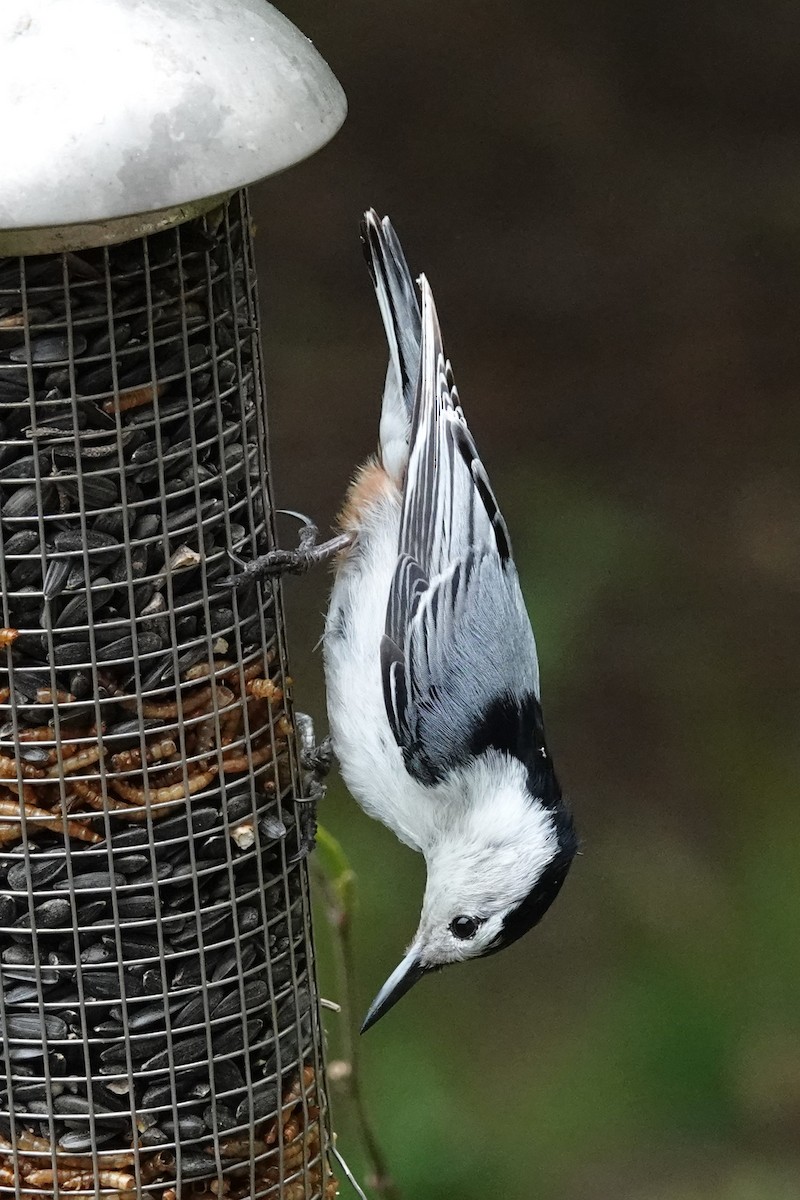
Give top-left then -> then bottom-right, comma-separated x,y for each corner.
421,752 -> 558,901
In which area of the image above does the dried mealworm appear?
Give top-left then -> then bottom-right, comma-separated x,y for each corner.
102,379 -> 165,415
0,754 -> 48,781
35,688 -> 76,705
18,725 -> 58,742
230,659 -> 271,689
62,1170 -> 137,1190
219,1134 -> 266,1159
0,754 -> 50,804
192,715 -> 217,760
22,1169 -> 60,1186
110,764 -> 219,806
246,677 -> 283,704
46,745 -> 102,777
192,686 -> 237,757
282,1114 -> 302,1145
122,684 -> 214,719
0,797 -> 102,844
45,743 -> 78,766
126,695 -> 179,719
0,688 -> 10,704
219,696 -> 245,744
183,658 -> 233,682
6,1130 -> 51,1154
111,738 -> 177,772
0,628 -> 19,648
67,778 -> 140,818
221,742 -> 274,773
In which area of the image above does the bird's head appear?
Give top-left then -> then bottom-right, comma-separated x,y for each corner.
361,754 -> 577,1031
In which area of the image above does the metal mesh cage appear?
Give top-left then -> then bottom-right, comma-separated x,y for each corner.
0,190 -> 334,1199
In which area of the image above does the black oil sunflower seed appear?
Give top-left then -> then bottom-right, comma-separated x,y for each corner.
7,859 -> 67,891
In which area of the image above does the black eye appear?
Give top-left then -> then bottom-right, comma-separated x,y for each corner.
449,915 -> 480,940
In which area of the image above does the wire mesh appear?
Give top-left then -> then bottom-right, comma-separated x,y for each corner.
0,191 -> 335,1199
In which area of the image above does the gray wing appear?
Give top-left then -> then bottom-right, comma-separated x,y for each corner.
381,277 -> 541,786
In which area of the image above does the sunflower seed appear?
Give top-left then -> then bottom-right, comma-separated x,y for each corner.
2,483 -> 52,520
52,641 -> 90,666
0,453 -> 49,483
13,898 -> 71,930
171,993 -> 207,1031
114,895 -> 155,920
53,528 -> 121,559
211,941 -> 257,983
80,942 -> 112,965
140,1079 -> 173,1111
6,859 -> 67,891
140,1126 -> 170,1147
4,1013 -> 68,1040
204,1102 -> 237,1131
2,983 -> 41,1004
160,1113 -> 208,1141
54,593 -> 89,627
239,1082 -> 279,1123
10,334 -> 86,364
114,853 -> 149,876
3,529 -> 39,554
81,972 -> 126,1001
71,871 -> 124,891
42,557 -> 72,601
179,1151 -> 218,1180
101,1032 -> 167,1066
57,1129 -> 119,1152
53,1094 -> 127,1120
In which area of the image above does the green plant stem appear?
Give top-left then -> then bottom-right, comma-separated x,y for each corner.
315,827 -> 401,1200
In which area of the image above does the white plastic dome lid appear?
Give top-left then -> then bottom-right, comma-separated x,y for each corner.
0,0 -> 346,238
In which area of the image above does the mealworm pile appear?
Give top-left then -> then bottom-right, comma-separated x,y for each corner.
0,194 -> 334,1197
0,652 -> 288,841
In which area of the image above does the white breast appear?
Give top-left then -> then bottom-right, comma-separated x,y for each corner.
323,479 -> 433,853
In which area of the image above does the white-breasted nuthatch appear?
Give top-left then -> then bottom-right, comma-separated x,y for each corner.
231,211 -> 577,1032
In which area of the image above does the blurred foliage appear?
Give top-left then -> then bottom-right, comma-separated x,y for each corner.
250,0 -> 800,1195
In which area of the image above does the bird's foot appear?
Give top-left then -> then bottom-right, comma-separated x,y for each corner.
290,713 -> 336,861
223,510 -> 353,588
296,712 -> 334,780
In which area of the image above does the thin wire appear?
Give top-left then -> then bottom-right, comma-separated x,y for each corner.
331,1145 -> 372,1200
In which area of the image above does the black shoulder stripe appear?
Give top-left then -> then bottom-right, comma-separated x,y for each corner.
466,691 -> 562,809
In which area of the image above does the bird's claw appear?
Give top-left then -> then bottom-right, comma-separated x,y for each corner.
223,511 -> 352,589
289,715 -> 335,861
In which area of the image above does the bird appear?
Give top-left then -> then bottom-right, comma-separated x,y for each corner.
229,211 -> 577,1032
325,212 -> 577,1031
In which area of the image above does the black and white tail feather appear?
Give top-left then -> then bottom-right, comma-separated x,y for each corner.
361,211 -> 421,484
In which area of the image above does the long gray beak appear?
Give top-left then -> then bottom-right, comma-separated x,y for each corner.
360,947 -> 425,1033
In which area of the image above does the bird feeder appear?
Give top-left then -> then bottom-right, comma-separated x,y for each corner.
0,1 -> 346,1197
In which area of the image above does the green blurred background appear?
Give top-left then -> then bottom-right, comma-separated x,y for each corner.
250,2 -> 800,1196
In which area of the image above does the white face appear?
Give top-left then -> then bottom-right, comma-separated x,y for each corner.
413,797 -> 561,969
360,758 -> 572,1032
